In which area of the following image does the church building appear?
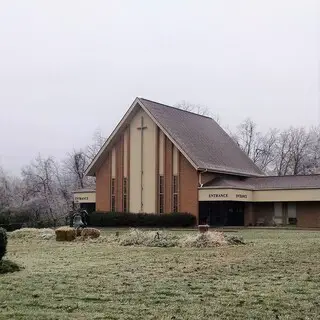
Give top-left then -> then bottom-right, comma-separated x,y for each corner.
81,97 -> 320,228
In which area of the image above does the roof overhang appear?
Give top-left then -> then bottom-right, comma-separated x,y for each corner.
197,167 -> 265,178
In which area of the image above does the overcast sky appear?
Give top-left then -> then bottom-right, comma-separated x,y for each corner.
0,0 -> 319,174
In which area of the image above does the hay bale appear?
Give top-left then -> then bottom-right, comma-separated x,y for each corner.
76,228 -> 82,237
55,227 -> 76,241
81,228 -> 100,239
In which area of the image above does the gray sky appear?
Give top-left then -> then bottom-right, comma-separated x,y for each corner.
0,0 -> 319,174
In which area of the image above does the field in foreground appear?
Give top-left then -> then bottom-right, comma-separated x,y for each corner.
0,229 -> 320,320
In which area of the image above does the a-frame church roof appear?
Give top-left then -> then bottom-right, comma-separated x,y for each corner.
85,97 -> 264,177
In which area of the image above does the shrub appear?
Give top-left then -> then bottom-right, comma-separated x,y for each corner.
97,229 -> 246,248
89,212 -> 196,228
179,231 -> 228,248
180,231 -> 246,248
118,229 -> 178,247
0,207 -> 66,231
0,227 -> 8,260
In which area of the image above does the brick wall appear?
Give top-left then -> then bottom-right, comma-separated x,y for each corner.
297,202 -> 320,228
155,127 -> 159,212
179,153 -> 199,219
127,128 -> 130,212
95,132 -> 125,212
96,152 -> 111,212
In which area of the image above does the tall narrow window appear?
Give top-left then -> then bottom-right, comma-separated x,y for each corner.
159,175 -> 164,213
123,177 -> 128,213
173,175 -> 179,212
111,178 -> 116,212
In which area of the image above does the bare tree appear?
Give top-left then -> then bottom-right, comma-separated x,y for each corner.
86,128 -> 105,162
232,118 -> 277,173
253,129 -> 278,173
175,100 -> 220,123
273,127 -> 314,176
64,150 -> 93,190
290,128 -> 312,175
302,127 -> 320,174
0,128 -> 105,227
0,167 -> 10,209
21,155 -> 67,226
234,118 -> 258,158
233,121 -> 320,176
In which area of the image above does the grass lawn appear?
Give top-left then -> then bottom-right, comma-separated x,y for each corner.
1,229 -> 320,320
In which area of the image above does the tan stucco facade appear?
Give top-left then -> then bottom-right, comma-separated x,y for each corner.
173,146 -> 179,176
199,188 -> 320,202
129,108 -> 157,213
123,129 -> 129,178
199,188 -> 253,202
111,147 -> 116,178
253,189 -> 320,202
159,130 -> 165,175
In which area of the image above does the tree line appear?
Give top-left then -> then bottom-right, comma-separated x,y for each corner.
232,118 -> 320,176
0,129 -> 104,227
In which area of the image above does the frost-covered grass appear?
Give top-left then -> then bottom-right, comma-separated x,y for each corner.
1,229 -> 320,319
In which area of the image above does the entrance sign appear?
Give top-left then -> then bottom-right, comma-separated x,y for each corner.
73,192 -> 96,204
209,193 -> 228,198
199,189 -> 253,202
236,194 -> 248,199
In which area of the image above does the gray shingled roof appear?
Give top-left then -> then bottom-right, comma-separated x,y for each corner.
203,175 -> 320,190
139,98 -> 264,177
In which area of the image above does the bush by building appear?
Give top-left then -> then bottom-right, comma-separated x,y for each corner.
0,207 -> 65,231
89,212 -> 196,228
